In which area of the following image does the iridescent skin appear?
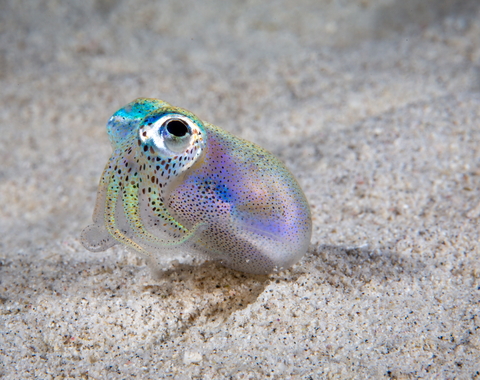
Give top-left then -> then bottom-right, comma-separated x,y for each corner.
81,98 -> 311,274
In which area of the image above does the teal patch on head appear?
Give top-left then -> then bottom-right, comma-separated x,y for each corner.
107,98 -> 170,148
115,98 -> 169,120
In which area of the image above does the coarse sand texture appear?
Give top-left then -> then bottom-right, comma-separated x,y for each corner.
1,1 -> 479,378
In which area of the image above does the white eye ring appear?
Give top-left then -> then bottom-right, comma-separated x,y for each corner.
139,114 -> 197,157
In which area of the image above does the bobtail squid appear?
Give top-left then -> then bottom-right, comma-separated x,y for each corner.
81,98 -> 311,274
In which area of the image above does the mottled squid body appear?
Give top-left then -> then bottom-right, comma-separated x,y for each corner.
81,98 -> 311,274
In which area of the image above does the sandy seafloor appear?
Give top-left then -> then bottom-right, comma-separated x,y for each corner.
1,0 -> 480,378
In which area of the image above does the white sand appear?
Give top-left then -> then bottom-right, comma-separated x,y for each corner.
1,0 -> 479,378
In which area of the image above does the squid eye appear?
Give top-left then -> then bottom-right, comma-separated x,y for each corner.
161,118 -> 192,153
165,119 -> 189,137
139,112 -> 204,159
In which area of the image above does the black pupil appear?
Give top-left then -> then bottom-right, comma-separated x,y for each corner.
166,119 -> 189,137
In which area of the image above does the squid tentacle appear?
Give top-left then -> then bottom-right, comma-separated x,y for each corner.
104,175 -> 151,256
80,158 -> 119,252
103,173 -> 205,256
141,185 -> 191,235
